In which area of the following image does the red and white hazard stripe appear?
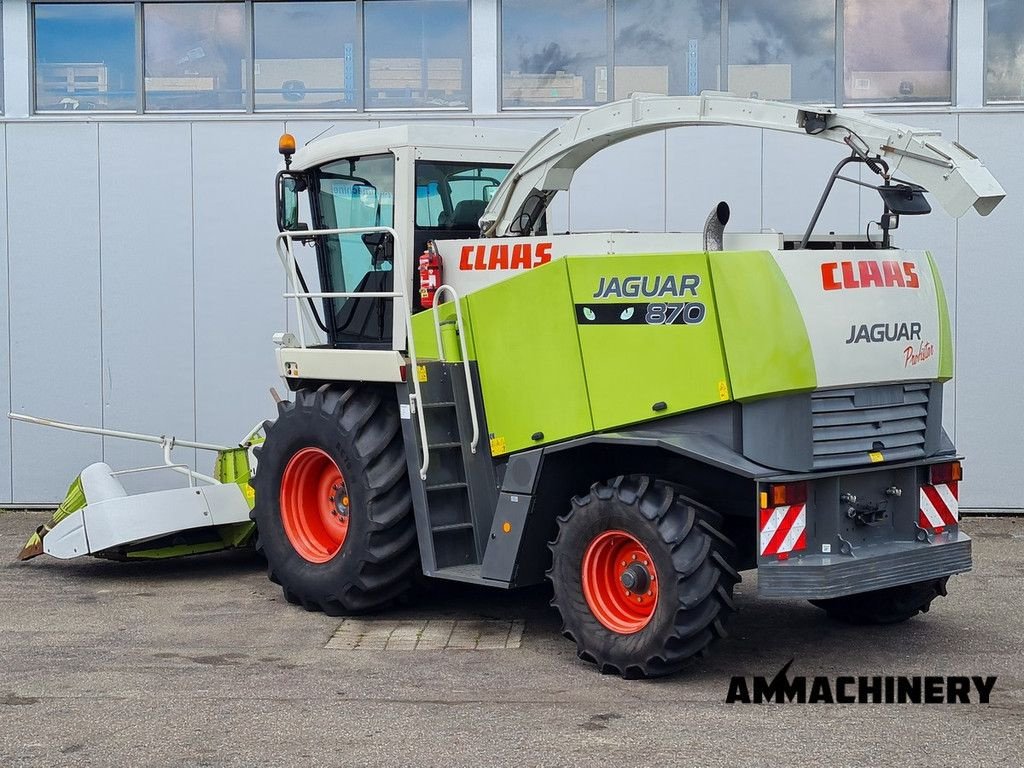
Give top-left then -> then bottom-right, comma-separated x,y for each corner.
759,504 -> 807,558
919,482 -> 959,530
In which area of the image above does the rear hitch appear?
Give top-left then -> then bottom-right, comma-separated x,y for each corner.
841,491 -> 890,527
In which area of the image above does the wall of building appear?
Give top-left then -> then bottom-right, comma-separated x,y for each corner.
1,0 -> 1022,509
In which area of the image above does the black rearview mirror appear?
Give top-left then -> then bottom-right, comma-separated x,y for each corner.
276,171 -> 309,232
877,183 -> 931,216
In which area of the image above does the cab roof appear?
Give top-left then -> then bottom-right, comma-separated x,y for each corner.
289,124 -> 542,171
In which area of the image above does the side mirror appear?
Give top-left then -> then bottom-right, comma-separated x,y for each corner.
276,171 -> 309,232
877,183 -> 931,216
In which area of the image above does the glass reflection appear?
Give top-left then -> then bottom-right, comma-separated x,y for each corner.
614,0 -> 720,98
144,2 -> 247,111
844,0 -> 951,103
255,2 -> 357,110
986,0 -> 1024,102
364,0 -> 470,109
35,3 -> 138,111
502,0 -> 607,107
728,0 -> 835,103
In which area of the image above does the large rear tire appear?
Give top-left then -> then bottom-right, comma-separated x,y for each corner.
251,385 -> 419,614
548,476 -> 740,678
810,577 -> 949,625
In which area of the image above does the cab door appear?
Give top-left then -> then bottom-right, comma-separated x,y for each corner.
310,153 -> 397,348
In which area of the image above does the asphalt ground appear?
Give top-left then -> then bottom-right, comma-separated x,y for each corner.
1,510 -> 1022,767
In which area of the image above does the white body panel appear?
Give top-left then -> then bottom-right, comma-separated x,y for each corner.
44,483 -> 251,559
43,513 -> 89,559
773,249 -> 942,386
275,346 -> 407,383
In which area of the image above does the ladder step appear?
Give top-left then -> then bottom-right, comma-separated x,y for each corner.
431,522 -> 475,533
425,481 -> 468,492
428,441 -> 462,449
422,401 -> 457,409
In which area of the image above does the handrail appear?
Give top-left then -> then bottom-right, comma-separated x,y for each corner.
7,412 -> 222,486
274,226 -> 430,479
431,285 -> 480,455
112,463 -> 200,488
404,297 -> 430,480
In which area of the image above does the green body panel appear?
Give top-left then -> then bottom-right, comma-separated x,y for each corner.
709,251 -> 817,400
124,540 -> 235,559
410,300 -> 477,361
926,252 -> 954,381
215,445 -> 257,510
403,247 -> 954,459
566,253 -> 730,428
17,474 -> 87,559
462,259 -> 593,455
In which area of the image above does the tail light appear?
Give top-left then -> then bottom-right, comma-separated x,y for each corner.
929,461 -> 962,485
759,482 -> 807,510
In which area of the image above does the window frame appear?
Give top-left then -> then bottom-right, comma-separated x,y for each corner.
497,0 -> 957,111
31,1 -> 144,113
28,0 -> 473,114
983,0 -> 1023,105
252,0 -> 361,113
839,0 -> 957,107
362,0 -> 473,112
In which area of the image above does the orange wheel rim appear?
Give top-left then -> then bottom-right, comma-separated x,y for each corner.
581,530 -> 659,634
280,447 -> 350,563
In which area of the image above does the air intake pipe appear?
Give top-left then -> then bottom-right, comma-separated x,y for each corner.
703,201 -> 731,252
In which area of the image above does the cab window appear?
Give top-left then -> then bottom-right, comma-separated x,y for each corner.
415,162 -> 511,232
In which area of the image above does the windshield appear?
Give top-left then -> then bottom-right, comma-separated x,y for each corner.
415,161 -> 511,231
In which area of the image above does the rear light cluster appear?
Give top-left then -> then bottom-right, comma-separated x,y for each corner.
919,461 -> 962,533
758,482 -> 808,561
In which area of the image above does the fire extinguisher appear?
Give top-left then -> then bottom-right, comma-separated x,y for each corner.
418,241 -> 443,308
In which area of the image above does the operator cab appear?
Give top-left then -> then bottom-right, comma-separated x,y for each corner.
276,126 -> 538,350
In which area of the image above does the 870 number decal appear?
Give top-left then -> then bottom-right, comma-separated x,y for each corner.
645,302 -> 707,326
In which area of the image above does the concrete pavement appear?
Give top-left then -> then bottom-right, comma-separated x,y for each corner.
1,510 -> 1022,767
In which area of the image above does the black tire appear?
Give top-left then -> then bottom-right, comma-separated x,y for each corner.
810,577 -> 949,625
548,475 -> 740,679
251,385 -> 419,615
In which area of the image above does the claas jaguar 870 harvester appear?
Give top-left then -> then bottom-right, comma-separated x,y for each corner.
257,94 -> 1004,677
25,93 -> 1002,680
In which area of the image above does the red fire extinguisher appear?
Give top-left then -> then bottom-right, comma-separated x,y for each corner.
418,241 -> 443,308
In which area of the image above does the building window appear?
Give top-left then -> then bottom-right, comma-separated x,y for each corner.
254,2 -> 358,110
843,0 -> 952,104
613,0 -> 720,100
986,0 -> 1024,102
143,2 -> 248,111
363,0 -> 470,109
728,0 -> 835,103
34,3 -> 138,112
501,0 -> 607,107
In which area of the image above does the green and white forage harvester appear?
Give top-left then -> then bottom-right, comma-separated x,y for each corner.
260,94 -> 1005,676
22,93 -> 1004,679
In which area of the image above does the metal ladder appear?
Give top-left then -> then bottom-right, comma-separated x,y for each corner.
409,287 -> 497,578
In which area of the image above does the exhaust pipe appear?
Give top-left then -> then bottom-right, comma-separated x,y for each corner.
703,201 -> 731,252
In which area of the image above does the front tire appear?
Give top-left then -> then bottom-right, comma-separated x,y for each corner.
251,385 -> 419,615
548,476 -> 740,678
810,577 -> 949,624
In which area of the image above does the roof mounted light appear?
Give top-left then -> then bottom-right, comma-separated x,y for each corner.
278,133 -> 297,168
